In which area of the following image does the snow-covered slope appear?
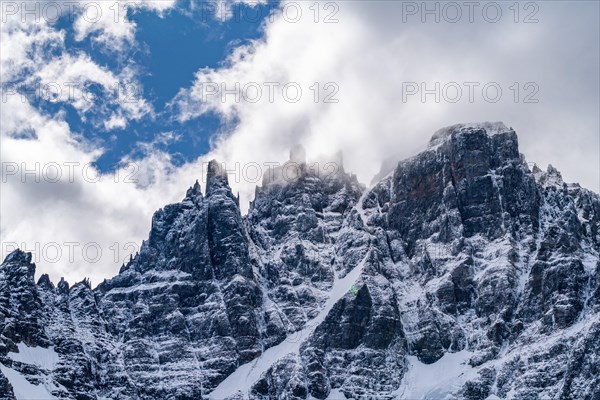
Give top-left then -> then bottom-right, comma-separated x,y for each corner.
1,123 -> 599,399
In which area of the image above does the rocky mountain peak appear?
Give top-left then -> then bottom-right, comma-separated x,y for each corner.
1,123 -> 598,400
36,273 -> 54,290
428,121 -> 513,148
56,277 -> 69,293
185,179 -> 202,201
206,159 -> 230,196
1,249 -> 32,267
536,163 -> 565,189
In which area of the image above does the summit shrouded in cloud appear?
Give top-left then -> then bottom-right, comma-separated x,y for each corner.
1,123 -> 599,398
2,1 -> 599,397
1,1 -> 599,292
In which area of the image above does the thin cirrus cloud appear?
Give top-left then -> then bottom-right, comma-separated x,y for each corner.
1,0 -> 598,286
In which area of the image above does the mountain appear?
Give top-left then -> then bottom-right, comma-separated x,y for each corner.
1,122 -> 599,399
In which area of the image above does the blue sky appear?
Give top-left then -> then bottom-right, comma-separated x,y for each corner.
38,1 -> 274,171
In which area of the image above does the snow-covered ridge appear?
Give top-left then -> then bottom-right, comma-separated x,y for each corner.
428,121 -> 513,148
1,344 -> 62,400
8,343 -> 60,371
208,251 -> 368,399
1,123 -> 599,399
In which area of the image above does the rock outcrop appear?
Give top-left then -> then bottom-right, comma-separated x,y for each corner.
1,123 -> 598,399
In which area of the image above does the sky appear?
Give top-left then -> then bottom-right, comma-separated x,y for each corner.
1,0 -> 599,285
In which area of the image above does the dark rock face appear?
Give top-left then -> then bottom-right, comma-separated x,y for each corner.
300,272 -> 406,399
351,123 -> 599,399
1,122 -> 599,399
92,161 -> 268,397
0,250 -> 49,351
251,354 -> 308,400
246,152 -> 364,333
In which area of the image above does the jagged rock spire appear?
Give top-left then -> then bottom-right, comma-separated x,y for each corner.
1,123 -> 599,400
2,248 -> 32,265
57,277 -> 70,293
37,273 -> 54,289
185,179 -> 202,200
206,159 -> 230,196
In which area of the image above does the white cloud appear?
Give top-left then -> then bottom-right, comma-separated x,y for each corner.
1,0 -> 175,283
104,114 -> 128,130
72,0 -> 177,51
1,3 -> 155,133
0,18 -> 64,82
175,0 -> 599,205
2,0 -> 598,287
187,0 -> 269,22
0,94 -> 199,284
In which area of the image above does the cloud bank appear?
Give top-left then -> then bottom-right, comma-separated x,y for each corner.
2,1 -> 598,285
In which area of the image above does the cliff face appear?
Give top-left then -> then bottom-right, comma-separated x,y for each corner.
1,123 -> 599,399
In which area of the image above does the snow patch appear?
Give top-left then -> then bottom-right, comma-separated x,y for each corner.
107,280 -> 182,294
392,350 -> 476,399
8,343 -> 60,371
325,388 -> 348,399
0,364 -> 58,400
208,253 -> 369,399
